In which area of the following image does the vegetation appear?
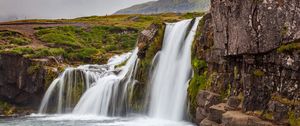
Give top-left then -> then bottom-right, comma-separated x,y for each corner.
277,42 -> 300,54
0,30 -> 31,46
253,69 -> 265,77
289,111 -> 300,126
0,13 -> 205,65
0,100 -> 15,116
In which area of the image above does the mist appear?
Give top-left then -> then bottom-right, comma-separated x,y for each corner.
0,0 -> 154,21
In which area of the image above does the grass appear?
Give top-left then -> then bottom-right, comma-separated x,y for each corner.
25,48 -> 65,58
1,12 -> 205,65
0,30 -> 31,46
0,47 -> 34,55
35,26 -> 138,51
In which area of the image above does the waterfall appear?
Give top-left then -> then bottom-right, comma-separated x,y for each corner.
39,48 -> 138,115
149,17 -> 201,121
38,17 -> 201,122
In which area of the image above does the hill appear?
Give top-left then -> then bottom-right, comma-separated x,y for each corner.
115,0 -> 210,14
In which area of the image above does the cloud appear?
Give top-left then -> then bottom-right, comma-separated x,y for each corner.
0,0 -> 154,21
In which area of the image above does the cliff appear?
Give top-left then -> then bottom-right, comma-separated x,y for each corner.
189,0 -> 300,125
115,0 -> 210,14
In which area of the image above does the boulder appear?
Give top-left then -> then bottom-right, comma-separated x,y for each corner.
208,103 -> 226,123
200,118 -> 219,126
195,90 -> 222,123
197,90 -> 222,108
222,111 -> 274,126
268,101 -> 289,121
225,96 -> 241,110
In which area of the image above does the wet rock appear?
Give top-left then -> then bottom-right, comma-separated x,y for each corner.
0,54 -> 47,107
137,24 -> 160,59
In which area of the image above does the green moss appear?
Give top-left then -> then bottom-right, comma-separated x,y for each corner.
27,64 -> 41,75
254,111 -> 273,120
253,69 -> 265,77
0,100 -> 15,116
289,111 -> 300,126
192,59 -> 207,71
44,67 -> 59,88
272,94 -> 300,106
234,66 -> 239,79
187,71 -> 208,116
220,83 -> 231,100
277,43 -> 300,54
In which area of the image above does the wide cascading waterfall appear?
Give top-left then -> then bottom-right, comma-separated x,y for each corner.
73,48 -> 139,116
149,17 -> 201,121
39,48 -> 138,115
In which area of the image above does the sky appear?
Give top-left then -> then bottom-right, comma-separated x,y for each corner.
0,0 -> 154,21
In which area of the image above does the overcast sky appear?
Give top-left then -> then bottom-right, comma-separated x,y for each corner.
0,0 -> 154,21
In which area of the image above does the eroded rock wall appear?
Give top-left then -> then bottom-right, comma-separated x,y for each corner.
191,0 -> 300,125
0,54 -> 58,112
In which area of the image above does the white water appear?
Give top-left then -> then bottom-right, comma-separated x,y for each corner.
39,49 -> 138,115
149,17 -> 201,121
73,48 -> 139,115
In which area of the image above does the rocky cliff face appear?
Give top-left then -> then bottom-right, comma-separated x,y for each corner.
190,0 -> 300,125
0,53 -> 59,115
115,0 -> 210,14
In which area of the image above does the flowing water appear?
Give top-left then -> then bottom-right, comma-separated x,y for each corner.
149,18 -> 201,121
0,18 -> 201,126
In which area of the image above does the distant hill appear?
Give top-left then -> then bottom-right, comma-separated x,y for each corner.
114,0 -> 210,14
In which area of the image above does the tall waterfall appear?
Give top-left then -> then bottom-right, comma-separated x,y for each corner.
39,48 -> 139,116
149,17 -> 201,121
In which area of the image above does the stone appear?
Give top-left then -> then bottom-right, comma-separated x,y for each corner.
208,103 -> 226,123
268,101 -> 289,121
137,24 -> 160,59
226,96 -> 241,110
222,111 -> 274,126
191,0 -> 300,125
199,118 -> 219,126
0,54 -> 47,107
197,90 -> 222,108
196,107 -> 207,123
